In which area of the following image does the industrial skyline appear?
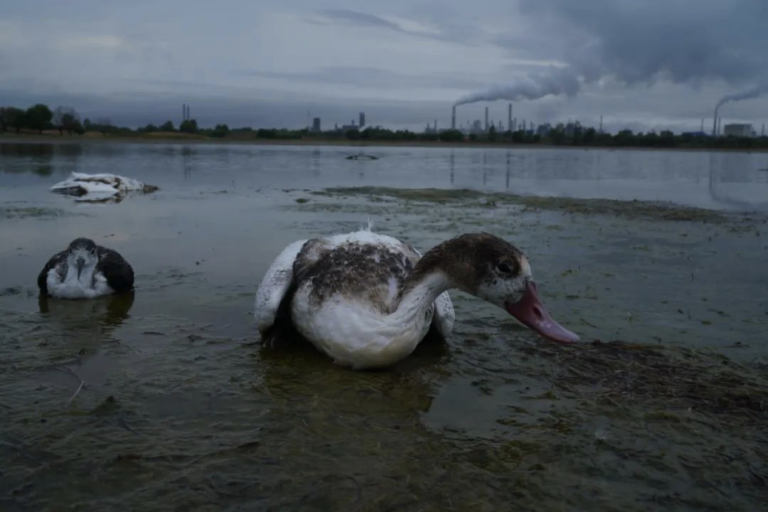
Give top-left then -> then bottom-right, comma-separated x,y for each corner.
300,102 -> 765,138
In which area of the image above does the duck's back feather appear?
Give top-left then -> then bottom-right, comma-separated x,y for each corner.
294,231 -> 420,314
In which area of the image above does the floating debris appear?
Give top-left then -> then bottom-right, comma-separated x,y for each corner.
50,173 -> 159,203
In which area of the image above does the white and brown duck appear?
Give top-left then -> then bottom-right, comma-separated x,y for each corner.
254,229 -> 579,369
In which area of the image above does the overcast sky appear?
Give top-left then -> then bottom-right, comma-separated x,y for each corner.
1,0 -> 767,133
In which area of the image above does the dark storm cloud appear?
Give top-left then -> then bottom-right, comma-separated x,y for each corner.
459,0 -> 768,106
519,0 -> 768,85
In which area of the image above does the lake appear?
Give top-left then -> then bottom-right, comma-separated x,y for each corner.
1,141 -> 767,511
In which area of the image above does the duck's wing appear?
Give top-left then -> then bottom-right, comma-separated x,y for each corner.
404,242 -> 455,337
96,247 -> 135,293
37,250 -> 68,296
254,239 -> 307,333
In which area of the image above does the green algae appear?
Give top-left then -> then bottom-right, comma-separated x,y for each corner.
316,186 -> 732,223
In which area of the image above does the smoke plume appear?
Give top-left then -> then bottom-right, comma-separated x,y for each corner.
712,83 -> 768,134
715,83 -> 768,111
457,1 -> 768,107
454,67 -> 579,106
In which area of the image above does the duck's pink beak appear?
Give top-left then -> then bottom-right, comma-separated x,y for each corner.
505,282 -> 580,343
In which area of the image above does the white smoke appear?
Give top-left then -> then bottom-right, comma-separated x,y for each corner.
454,66 -> 580,106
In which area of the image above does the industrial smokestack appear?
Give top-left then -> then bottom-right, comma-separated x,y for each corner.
762,123 -> 765,137
712,84 -> 768,136
508,104 -> 512,132
718,117 -> 722,136
484,107 -> 489,132
451,105 -> 456,130
600,115 -> 603,133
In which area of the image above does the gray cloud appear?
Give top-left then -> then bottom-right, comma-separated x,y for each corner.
520,0 -> 768,85
458,0 -> 768,106
315,9 -> 403,31
243,66 -> 487,91
311,7 -> 486,47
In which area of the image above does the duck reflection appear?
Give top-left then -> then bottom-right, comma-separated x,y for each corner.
257,321 -> 450,413
38,291 -> 135,333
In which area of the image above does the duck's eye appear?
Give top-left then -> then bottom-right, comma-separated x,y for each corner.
496,262 -> 513,274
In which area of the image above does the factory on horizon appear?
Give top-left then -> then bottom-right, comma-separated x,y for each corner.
306,103 -> 764,139
312,111 -> 372,133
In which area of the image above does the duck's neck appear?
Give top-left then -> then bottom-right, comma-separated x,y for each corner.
390,268 -> 454,326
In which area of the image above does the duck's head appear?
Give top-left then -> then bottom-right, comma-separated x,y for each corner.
438,233 -> 579,343
66,237 -> 98,278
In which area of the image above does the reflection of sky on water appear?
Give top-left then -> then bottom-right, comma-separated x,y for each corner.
1,142 -> 767,211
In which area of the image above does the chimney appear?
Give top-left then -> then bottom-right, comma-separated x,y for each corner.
600,115 -> 603,133
762,123 -> 765,136
718,116 -> 722,136
508,104 -> 512,132
712,107 -> 719,137
485,107 -> 489,132
451,105 -> 456,130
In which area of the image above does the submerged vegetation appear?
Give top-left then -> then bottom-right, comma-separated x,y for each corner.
0,206 -> 72,219
316,186 -> 732,223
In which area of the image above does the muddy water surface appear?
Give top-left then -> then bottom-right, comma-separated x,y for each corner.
1,142 -> 767,511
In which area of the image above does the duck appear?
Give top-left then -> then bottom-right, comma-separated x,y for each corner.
38,238 -> 135,299
254,229 -> 578,369
50,172 -> 158,202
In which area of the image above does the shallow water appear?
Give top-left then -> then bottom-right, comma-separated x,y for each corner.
1,141 -> 767,511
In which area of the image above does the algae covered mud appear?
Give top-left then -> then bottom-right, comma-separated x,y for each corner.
1,142 -> 767,511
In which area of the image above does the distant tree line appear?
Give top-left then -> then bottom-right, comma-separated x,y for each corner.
0,104 -> 68,135
2,103 -> 767,149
